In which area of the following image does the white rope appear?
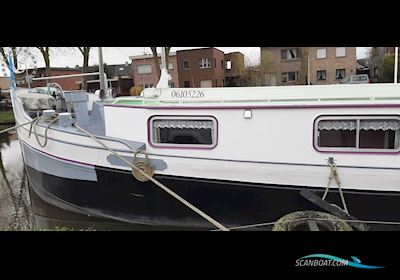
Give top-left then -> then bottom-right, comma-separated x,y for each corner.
322,162 -> 349,214
28,115 -> 59,148
0,121 -> 34,135
73,123 -> 229,231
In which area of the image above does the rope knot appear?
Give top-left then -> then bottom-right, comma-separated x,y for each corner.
132,150 -> 154,182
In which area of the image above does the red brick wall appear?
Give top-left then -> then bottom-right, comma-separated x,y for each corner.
132,55 -> 179,88
20,69 -> 82,90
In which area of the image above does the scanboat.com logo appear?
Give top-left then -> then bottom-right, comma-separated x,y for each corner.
295,254 -> 384,269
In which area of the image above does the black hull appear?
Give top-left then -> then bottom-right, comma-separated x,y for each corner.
25,164 -> 400,231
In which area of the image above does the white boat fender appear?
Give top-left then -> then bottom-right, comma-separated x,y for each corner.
272,210 -> 353,231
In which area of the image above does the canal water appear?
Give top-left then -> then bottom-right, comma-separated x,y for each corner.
0,128 -> 162,231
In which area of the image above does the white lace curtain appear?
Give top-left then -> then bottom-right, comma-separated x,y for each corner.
360,120 -> 400,131
318,119 -> 400,131
318,120 -> 357,130
153,120 -> 214,129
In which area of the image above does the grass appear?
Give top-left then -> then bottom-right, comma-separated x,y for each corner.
0,109 -> 15,124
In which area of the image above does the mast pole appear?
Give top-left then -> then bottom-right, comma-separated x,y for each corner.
156,47 -> 171,89
395,47 -> 398,84
98,47 -> 108,98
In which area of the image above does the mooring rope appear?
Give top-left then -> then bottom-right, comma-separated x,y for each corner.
73,122 -> 229,231
0,120 -> 33,135
28,115 -> 59,148
322,162 -> 349,214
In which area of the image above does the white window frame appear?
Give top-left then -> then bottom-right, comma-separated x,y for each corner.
314,115 -> 400,153
316,48 -> 327,59
199,58 -> 211,69
137,64 -> 152,74
281,71 -> 298,82
149,115 -> 218,149
336,47 -> 346,57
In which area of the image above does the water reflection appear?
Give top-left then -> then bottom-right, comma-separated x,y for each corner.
0,130 -> 32,230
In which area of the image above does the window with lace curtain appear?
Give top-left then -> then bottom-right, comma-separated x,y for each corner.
317,70 -> 326,80
150,116 -> 217,148
315,116 -> 400,152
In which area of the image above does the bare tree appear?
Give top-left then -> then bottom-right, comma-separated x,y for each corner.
77,47 -> 91,90
0,47 -> 19,68
36,47 -> 51,77
150,47 -> 171,78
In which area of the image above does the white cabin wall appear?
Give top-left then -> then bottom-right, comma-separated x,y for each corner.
104,106 -> 400,169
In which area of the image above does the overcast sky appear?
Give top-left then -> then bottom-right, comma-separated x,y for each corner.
1,47 -> 369,73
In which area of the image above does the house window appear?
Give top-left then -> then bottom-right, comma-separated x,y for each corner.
281,71 -> 298,82
315,116 -> 400,152
317,70 -> 326,80
199,58 -> 211,69
336,69 -> 346,79
317,48 -> 327,59
183,60 -> 190,70
336,47 -> 346,57
281,48 -> 300,60
150,116 -> 217,148
168,63 -> 174,70
226,60 -> 232,70
183,81 -> 191,87
137,64 -> 152,74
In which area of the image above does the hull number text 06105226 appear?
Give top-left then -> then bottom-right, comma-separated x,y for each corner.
171,90 -> 205,98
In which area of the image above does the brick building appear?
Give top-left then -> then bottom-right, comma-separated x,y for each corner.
261,47 -> 307,86
309,47 -> 357,85
176,47 -> 225,88
130,52 -> 179,88
224,52 -> 245,86
261,47 -> 357,86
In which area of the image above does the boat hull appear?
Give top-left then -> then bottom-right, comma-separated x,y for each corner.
24,154 -> 400,231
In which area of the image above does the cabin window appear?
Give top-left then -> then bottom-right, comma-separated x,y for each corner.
150,116 -> 217,148
315,116 -> 400,152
